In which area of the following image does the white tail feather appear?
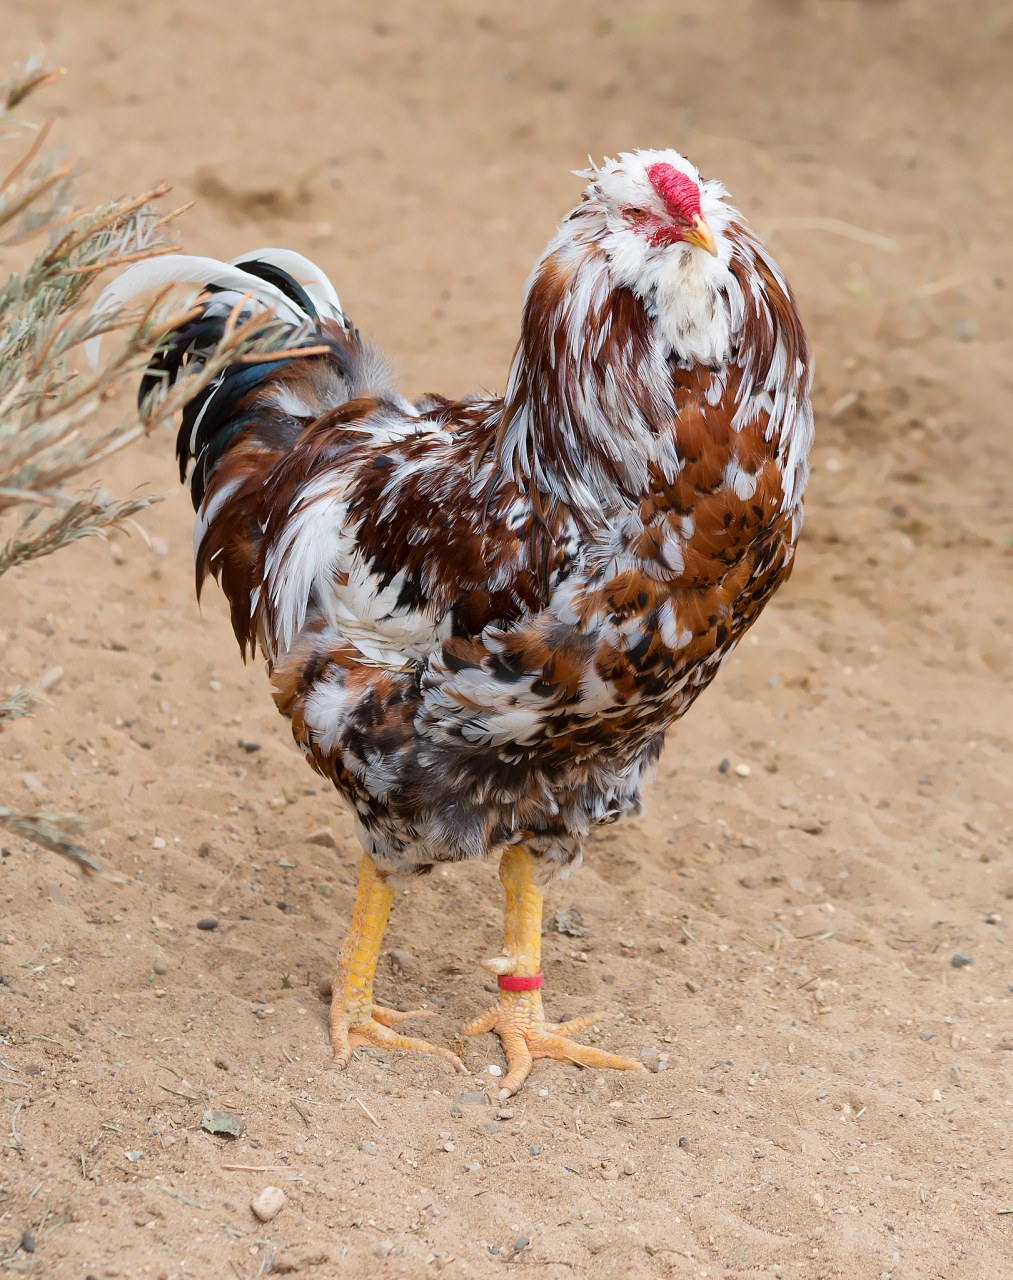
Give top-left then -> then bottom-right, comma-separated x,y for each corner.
227,248 -> 343,318
84,254 -> 320,368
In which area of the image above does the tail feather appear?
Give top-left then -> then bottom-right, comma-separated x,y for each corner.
91,248 -> 414,656
89,248 -> 402,510
84,253 -> 336,368
224,248 -> 343,315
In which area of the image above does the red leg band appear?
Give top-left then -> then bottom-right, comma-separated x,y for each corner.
497,971 -> 544,991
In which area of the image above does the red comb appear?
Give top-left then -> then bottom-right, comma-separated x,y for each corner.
646,162 -> 701,219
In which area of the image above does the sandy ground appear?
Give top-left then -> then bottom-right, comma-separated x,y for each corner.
2,2 -> 1013,1277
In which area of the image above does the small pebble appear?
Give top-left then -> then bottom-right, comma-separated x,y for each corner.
305,827 -> 337,848
387,949 -> 418,973
159,700 -> 170,714
951,953 -> 974,968
845,1165 -> 860,1174
208,679 -> 222,692
718,758 -> 730,773
223,1201 -> 237,1213
374,1240 -> 393,1258
153,960 -> 168,975
678,1137 -> 690,1149
250,1186 -> 286,1222
21,774 -> 43,792
685,979 -> 702,993
528,1144 -> 541,1156
622,1158 -> 635,1176
317,883 -> 334,898
198,841 -> 213,859
151,536 -> 169,557
21,1230 -> 34,1253
46,882 -> 66,905
734,763 -> 750,778
464,1161 -> 482,1171
357,1140 -> 377,1155
487,1064 -> 502,1076
512,1236 -> 530,1255
152,836 -> 166,850
811,1192 -> 824,1207
495,1108 -> 515,1121
949,1066 -> 963,1086
38,666 -> 64,693
196,917 -> 219,932
601,1166 -> 619,1181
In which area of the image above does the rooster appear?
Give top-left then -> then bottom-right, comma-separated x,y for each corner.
95,150 -> 812,1096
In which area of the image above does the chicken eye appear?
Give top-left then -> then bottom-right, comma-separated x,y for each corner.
624,206 -> 650,221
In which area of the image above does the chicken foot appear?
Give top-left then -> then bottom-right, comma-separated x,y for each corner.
328,854 -> 467,1075
462,843 -> 646,1097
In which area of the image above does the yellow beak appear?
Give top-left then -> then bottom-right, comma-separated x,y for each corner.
684,214 -> 718,257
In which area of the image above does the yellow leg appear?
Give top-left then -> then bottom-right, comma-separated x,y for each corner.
462,844 -> 645,1097
328,855 -> 467,1075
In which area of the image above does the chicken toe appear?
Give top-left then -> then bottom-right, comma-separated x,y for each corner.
462,844 -> 644,1095
327,855 -> 467,1075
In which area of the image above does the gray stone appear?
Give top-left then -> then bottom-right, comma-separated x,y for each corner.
250,1186 -> 286,1222
951,953 -> 975,968
201,1108 -> 245,1138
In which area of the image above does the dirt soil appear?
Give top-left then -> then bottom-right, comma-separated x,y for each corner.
2,2 -> 1013,1278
